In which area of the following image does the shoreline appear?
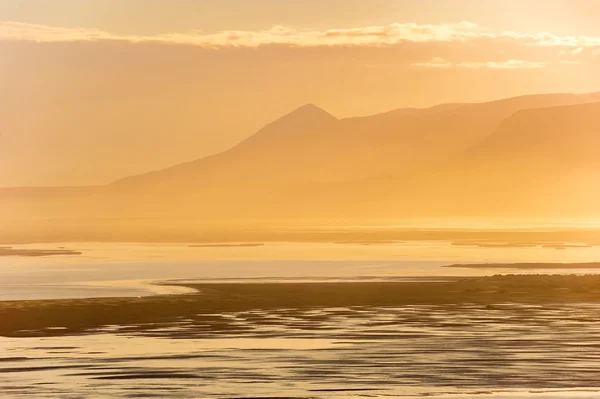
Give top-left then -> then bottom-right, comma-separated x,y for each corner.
2,226 -> 600,246
447,262 -> 600,269
3,275 -> 600,338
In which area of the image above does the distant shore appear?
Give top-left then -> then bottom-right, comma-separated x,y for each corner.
3,275 -> 600,338
446,262 -> 600,269
189,243 -> 264,248
0,247 -> 81,257
2,223 -> 600,246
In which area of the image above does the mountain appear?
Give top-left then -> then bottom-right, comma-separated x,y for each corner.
1,92 -> 600,223
408,101 -> 600,217
113,104 -> 341,189
114,92 -> 600,190
467,101 -> 600,164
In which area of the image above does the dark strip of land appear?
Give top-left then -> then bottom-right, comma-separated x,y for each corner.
0,247 -> 82,257
446,262 -> 600,269
3,275 -> 600,338
189,243 -> 264,248
3,223 -> 600,246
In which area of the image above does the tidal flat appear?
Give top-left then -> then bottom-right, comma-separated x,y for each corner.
3,275 -> 600,338
0,247 -> 81,257
447,262 -> 600,269
3,277 -> 600,398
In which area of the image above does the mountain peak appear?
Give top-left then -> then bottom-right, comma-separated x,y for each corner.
283,103 -> 337,122
295,103 -> 324,111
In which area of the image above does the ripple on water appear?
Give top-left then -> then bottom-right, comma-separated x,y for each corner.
3,304 -> 600,398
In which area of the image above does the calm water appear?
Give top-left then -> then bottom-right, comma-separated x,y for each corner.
3,242 -> 600,398
2,303 -> 600,398
2,241 -> 600,300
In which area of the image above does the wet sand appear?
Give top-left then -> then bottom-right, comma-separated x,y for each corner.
4,303 -> 600,398
189,243 -> 264,248
447,262 -> 600,269
4,276 -> 600,398
3,275 -> 600,338
0,247 -> 81,257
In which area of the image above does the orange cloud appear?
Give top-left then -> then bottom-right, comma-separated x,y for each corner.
0,21 -> 482,46
2,20 -> 599,50
412,58 -> 547,69
0,21 -> 115,43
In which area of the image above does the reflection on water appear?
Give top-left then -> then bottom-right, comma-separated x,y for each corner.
2,304 -> 600,398
2,241 -> 600,300
3,241 -> 600,396
0,281 -> 197,301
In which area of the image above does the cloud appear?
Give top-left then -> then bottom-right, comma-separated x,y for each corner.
411,57 -> 453,68
460,60 -> 547,69
527,33 -> 600,48
0,21 -> 484,47
559,60 -> 582,65
1,20 -> 598,72
412,58 -> 547,70
0,21 -> 118,43
1,20 -> 598,49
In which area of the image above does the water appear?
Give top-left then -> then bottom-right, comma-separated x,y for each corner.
3,241 -> 600,397
2,303 -> 600,398
2,241 -> 600,300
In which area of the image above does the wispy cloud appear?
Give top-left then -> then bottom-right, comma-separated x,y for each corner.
411,57 -> 453,68
1,19 -> 599,74
460,60 -> 547,69
0,21 -> 116,43
2,20 -> 600,50
0,21 -> 483,47
412,58 -> 547,70
559,60 -> 582,65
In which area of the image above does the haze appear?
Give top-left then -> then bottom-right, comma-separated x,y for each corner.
1,0 -> 600,186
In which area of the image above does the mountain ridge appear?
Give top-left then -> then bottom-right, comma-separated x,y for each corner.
113,92 -> 600,189
2,91 -> 600,222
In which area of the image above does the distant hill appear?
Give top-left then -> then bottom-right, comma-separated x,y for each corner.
421,101 -> 600,217
1,92 -> 600,222
116,92 -> 600,187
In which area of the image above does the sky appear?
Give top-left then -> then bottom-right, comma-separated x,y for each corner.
1,0 -> 600,186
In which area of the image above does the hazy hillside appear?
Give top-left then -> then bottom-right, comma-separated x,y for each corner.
467,101 -> 600,164
112,92 -> 600,190
407,101 -> 600,217
113,104 -> 342,189
1,92 -> 600,223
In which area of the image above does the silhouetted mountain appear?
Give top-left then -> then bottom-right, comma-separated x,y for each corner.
2,92 -> 600,223
410,101 -> 600,217
114,92 -> 600,190
468,101 -> 600,164
112,104 -> 337,189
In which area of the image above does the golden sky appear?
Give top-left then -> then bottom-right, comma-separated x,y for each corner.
1,0 -> 600,186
